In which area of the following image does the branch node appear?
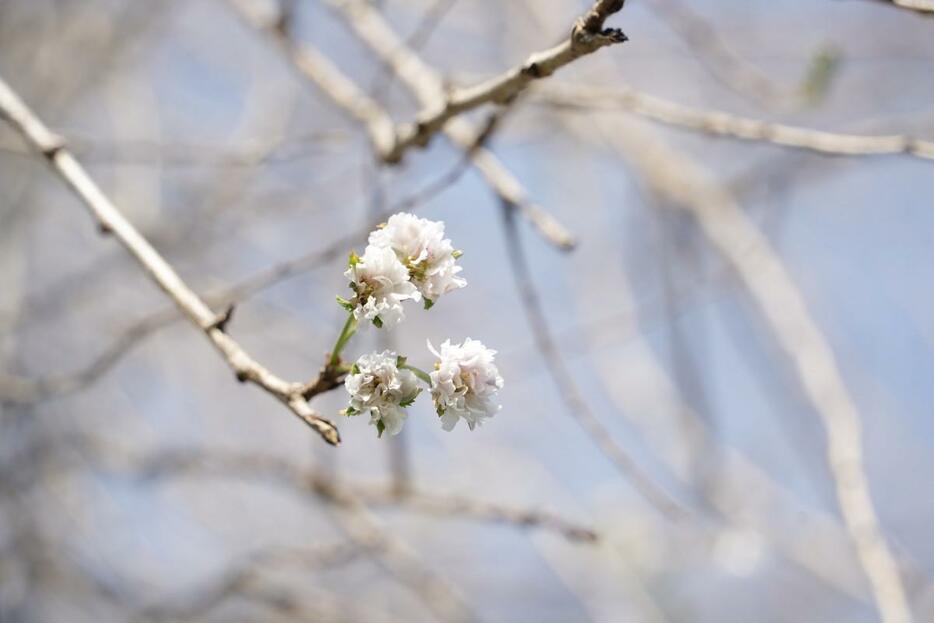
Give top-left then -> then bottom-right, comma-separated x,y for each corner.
522,62 -> 543,79
207,304 -> 236,332
272,4 -> 293,35
301,356 -> 348,400
40,134 -> 66,159
413,120 -> 433,147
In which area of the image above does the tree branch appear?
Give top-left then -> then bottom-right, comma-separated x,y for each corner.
377,0 -> 628,162
227,0 -> 576,250
309,0 -> 576,249
647,0 -> 796,109
0,147 -> 483,405
137,543 -> 363,621
500,204 -> 687,520
0,75 -> 341,446
538,83 -> 934,161
871,0 -> 934,14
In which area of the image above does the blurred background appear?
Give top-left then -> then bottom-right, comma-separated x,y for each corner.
1,0 -> 933,621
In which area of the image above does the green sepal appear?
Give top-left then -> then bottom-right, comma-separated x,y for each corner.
350,363 -> 360,375
375,420 -> 386,438
423,298 -> 435,310
372,316 -> 383,329
452,250 -> 463,259
336,295 -> 355,312
396,355 -> 407,368
399,389 -> 422,408
348,250 -> 360,267
341,405 -> 358,417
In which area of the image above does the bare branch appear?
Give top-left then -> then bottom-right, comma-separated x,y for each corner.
296,0 -> 577,249
138,543 -> 362,621
579,111 -> 913,623
501,204 -> 687,520
869,0 -> 934,14
0,75 -> 341,446
376,0 -> 628,161
119,447 -> 599,544
321,488 -> 480,623
227,0 -> 398,159
647,0 -> 796,109
538,83 -> 934,161
0,131 -> 345,167
226,0 -> 574,250
0,308 -> 177,403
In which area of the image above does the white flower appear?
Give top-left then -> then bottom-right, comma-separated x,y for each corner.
369,212 -> 466,304
345,244 -> 420,328
428,338 -> 503,431
344,351 -> 421,436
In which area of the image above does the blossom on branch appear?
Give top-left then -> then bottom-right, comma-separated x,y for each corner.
344,351 -> 421,436
343,244 -> 420,328
428,338 -> 503,431
369,212 -> 466,307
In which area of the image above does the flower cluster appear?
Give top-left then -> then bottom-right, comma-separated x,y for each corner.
341,212 -> 465,327
333,212 -> 502,437
343,351 -> 420,437
368,212 -> 466,304
344,244 -> 419,328
429,338 -> 504,431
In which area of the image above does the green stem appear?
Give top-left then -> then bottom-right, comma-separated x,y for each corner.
401,364 -> 432,386
329,313 -> 357,367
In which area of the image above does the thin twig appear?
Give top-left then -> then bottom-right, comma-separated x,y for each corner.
120,447 -> 600,544
137,543 -> 363,621
0,75 -> 340,445
537,83 -> 934,161
500,203 -> 687,520
370,0 -> 628,161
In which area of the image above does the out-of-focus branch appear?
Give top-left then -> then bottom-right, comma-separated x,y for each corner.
0,131 -> 346,167
322,487 -> 479,623
538,83 -> 934,161
228,0 -> 398,159
138,543 -> 362,621
0,308 -> 177,403
369,0 -> 460,100
581,112 -> 912,623
0,76 -> 341,446
870,0 -> 934,14
105,447 -> 480,622
227,0 -> 575,250
316,0 -> 576,249
122,448 -> 599,544
501,205 -> 687,520
646,0 -> 795,109
369,0 -> 628,161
